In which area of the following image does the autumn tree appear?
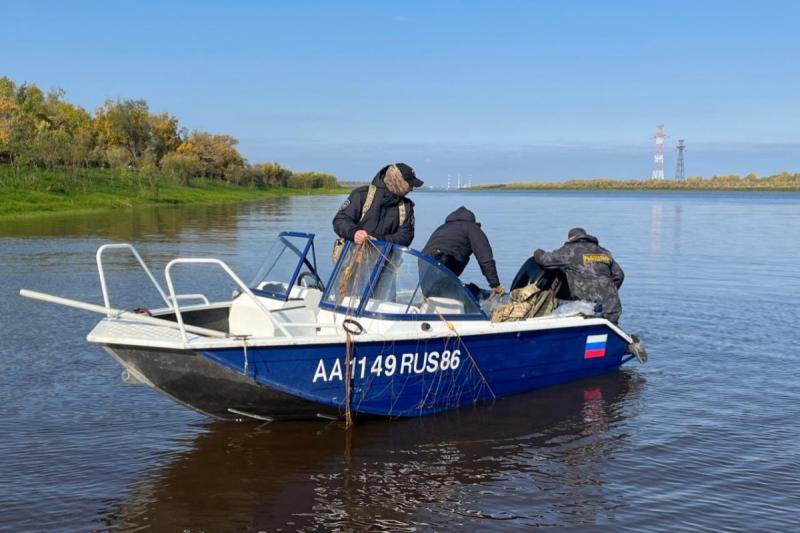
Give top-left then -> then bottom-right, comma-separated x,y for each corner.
0,93 -> 17,164
176,131 -> 245,179
0,79 -> 37,166
252,162 -> 292,187
94,99 -> 151,166
149,112 -> 183,164
287,171 -> 338,189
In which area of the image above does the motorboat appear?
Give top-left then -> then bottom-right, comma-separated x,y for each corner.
20,232 -> 646,422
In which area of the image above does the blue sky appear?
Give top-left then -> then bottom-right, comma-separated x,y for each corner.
3,1 -> 799,183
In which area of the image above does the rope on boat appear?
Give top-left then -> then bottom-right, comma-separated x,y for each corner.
335,241 -> 372,428
344,330 -> 354,428
443,321 -> 496,401
242,338 -> 249,377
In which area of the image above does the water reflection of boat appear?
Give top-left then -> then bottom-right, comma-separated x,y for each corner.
21,232 -> 647,421
101,371 -> 643,530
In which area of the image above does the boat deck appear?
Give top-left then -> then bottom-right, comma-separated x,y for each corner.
88,319 -> 205,349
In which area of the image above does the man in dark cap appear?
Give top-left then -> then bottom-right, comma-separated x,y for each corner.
532,228 -> 625,323
332,163 -> 422,259
422,206 -> 504,295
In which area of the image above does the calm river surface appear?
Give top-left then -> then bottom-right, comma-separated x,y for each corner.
1,191 -> 798,531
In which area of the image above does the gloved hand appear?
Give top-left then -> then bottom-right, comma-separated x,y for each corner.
491,285 -> 505,296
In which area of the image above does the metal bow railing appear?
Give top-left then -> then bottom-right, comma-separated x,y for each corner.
164,257 -> 291,344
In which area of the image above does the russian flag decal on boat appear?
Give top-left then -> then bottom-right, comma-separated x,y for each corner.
584,334 -> 608,359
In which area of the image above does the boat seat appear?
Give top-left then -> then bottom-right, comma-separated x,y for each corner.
228,294 -> 278,337
302,288 -> 322,310
419,297 -> 465,315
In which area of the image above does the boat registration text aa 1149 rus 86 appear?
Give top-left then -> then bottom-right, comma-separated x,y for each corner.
312,349 -> 463,383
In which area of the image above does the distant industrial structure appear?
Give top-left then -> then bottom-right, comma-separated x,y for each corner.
446,173 -> 472,190
651,124 -> 665,180
650,125 -> 687,180
675,139 -> 686,180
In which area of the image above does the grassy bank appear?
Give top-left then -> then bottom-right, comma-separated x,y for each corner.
472,172 -> 800,192
0,166 -> 348,218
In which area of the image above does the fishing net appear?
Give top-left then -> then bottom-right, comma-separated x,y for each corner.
329,241 -> 496,425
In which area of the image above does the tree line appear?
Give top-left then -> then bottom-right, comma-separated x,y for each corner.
0,77 -> 338,189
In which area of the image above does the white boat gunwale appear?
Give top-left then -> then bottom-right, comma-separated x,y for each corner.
86,311 -> 631,351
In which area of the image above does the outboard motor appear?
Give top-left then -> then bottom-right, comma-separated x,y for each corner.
510,257 -> 571,299
468,257 -> 571,309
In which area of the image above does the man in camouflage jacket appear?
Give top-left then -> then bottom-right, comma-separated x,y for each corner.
533,227 -> 625,323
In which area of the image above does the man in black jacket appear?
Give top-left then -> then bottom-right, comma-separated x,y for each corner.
333,163 -> 422,248
533,227 -> 625,323
421,206 -> 504,296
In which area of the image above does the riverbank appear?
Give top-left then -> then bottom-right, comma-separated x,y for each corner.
471,172 -> 800,192
0,167 -> 348,218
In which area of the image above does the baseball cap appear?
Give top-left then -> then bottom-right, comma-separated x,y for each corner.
394,162 -> 424,187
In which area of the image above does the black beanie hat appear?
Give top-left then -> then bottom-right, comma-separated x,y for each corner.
568,227 -> 587,240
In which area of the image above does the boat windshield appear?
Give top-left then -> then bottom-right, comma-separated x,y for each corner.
321,241 -> 486,320
249,232 -> 320,300
322,241 -> 384,312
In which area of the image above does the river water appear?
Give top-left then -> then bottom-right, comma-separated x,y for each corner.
0,191 -> 798,531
